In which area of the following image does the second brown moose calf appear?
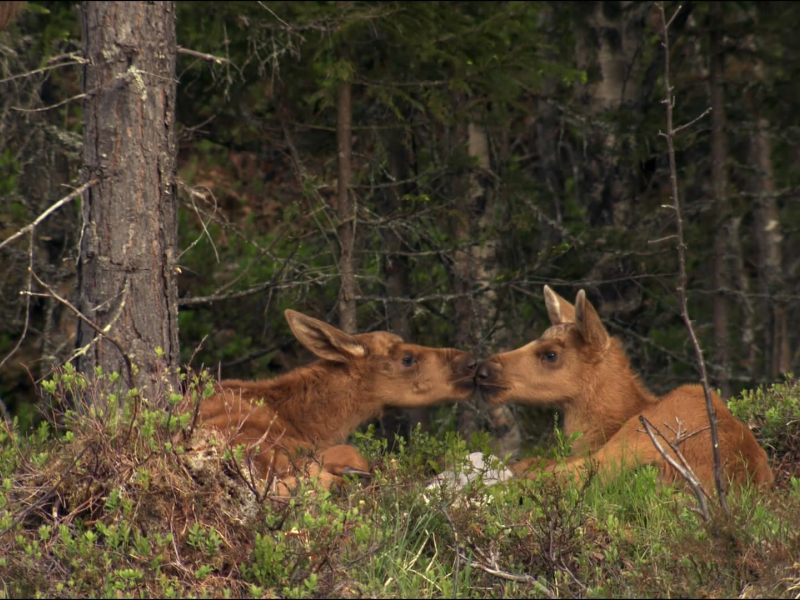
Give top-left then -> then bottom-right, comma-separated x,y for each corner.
476,285 -> 773,492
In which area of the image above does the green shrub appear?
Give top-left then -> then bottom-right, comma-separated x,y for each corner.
729,374 -> 800,460
2,365 -> 800,598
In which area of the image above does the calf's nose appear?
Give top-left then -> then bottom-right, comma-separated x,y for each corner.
476,362 -> 492,381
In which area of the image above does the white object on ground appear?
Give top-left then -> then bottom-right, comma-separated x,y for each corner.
424,451 -> 514,494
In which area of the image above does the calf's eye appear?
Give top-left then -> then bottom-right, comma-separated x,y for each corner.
402,355 -> 416,367
542,351 -> 558,363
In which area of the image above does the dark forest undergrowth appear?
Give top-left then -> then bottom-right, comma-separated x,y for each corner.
1,365 -> 799,599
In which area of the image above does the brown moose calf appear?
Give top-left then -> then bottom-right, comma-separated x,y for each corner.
476,285 -> 773,492
195,310 -> 478,495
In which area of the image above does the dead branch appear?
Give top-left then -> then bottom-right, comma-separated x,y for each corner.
0,56 -> 88,85
639,415 -> 709,522
0,180 -> 97,253
178,241 -> 301,307
280,115 -> 342,279
27,268 -> 134,385
220,341 -> 291,370
178,185 -> 221,262
656,2 -> 728,512
674,106 -> 713,136
12,91 -> 89,113
460,548 -> 555,598
177,46 -> 229,65
353,288 -> 494,304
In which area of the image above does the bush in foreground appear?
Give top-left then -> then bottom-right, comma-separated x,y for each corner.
1,368 -> 799,598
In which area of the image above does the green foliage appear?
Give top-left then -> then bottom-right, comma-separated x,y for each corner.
729,375 -> 800,459
4,1 -> 800,593
1,366 -> 800,598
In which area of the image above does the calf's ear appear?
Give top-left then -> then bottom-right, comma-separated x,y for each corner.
574,290 -> 609,351
544,285 -> 576,325
285,310 -> 366,363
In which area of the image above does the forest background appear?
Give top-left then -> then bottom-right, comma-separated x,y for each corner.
1,0 -> 799,460
3,2 -> 800,598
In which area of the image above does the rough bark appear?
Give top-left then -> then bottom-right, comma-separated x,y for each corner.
336,79 -> 357,334
77,1 -> 180,399
708,0 -> 731,398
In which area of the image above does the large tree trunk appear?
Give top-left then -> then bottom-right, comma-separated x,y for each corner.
77,1 -> 180,400
336,78 -> 357,334
453,120 -> 522,459
708,0 -> 732,398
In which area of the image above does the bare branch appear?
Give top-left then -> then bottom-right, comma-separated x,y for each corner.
178,241 -> 301,307
178,185 -> 221,262
639,416 -> 709,522
656,1 -> 728,512
460,548 -> 555,598
28,269 -> 133,384
647,234 -> 678,245
666,4 -> 683,30
673,106 -> 712,136
0,180 -> 98,253
0,56 -> 87,85
220,341 -> 291,370
353,288 -> 493,304
13,91 -> 89,113
177,46 -> 229,65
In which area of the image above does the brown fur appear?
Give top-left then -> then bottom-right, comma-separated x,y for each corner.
192,309 -> 477,495
0,2 -> 23,32
476,285 -> 774,492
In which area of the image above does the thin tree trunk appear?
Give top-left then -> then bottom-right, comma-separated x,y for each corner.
336,78 -> 357,334
574,0 -> 648,228
736,26 -> 789,380
77,1 -> 180,400
571,1 -> 652,320
708,0 -> 731,398
749,117 -> 788,378
453,121 -> 522,459
379,129 -> 429,446
728,216 -> 757,377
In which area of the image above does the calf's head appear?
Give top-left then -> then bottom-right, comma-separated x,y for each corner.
286,310 -> 478,408
475,286 -> 610,407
